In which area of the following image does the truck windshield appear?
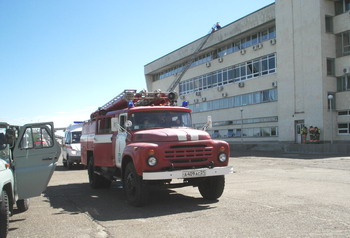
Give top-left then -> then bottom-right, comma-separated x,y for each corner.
129,111 -> 192,130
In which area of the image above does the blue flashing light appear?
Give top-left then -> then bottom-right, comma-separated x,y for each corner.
182,101 -> 189,107
128,100 -> 135,108
73,121 -> 84,124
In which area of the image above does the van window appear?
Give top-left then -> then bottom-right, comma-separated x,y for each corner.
71,131 -> 82,143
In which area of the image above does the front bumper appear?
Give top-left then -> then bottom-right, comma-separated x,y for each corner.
142,166 -> 233,180
67,156 -> 81,163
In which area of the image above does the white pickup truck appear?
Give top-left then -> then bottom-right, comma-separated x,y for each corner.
0,122 -> 60,238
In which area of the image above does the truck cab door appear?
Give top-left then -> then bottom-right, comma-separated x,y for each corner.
113,114 -> 127,168
12,122 -> 60,199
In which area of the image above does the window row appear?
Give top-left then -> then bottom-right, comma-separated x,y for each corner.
153,26 -> 276,81
210,126 -> 278,138
337,75 -> 350,92
179,54 -> 276,95
338,110 -> 350,116
338,123 -> 350,134
194,116 -> 278,129
189,88 -> 278,113
217,27 -> 276,57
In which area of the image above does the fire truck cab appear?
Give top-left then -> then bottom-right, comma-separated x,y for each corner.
80,90 -> 232,206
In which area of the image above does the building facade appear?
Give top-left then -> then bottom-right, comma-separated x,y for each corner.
144,0 -> 350,144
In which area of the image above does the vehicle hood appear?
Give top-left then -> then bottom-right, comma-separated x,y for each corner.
133,128 -> 211,142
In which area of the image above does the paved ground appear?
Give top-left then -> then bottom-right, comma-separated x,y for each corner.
8,153 -> 350,238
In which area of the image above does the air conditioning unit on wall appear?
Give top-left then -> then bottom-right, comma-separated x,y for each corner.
195,91 -> 201,96
218,57 -> 223,63
217,85 -> 224,92
240,49 -> 246,55
206,62 -> 211,68
343,67 -> 350,74
272,81 -> 278,87
238,82 -> 245,88
270,38 -> 276,45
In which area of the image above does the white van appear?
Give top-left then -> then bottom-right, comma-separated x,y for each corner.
62,123 -> 82,169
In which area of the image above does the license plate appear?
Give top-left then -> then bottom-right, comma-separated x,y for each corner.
182,169 -> 206,178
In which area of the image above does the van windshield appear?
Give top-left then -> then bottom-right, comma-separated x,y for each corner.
129,111 -> 192,130
72,131 -> 82,143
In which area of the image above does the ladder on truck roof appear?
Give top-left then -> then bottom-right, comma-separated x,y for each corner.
167,27 -> 215,92
91,89 -> 178,119
99,89 -> 136,111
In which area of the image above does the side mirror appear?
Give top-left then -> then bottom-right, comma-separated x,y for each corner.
203,116 -> 212,131
5,129 -> 16,148
0,133 -> 6,148
124,120 -> 132,128
207,116 -> 212,129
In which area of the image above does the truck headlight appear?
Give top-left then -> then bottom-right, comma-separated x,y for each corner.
147,156 -> 158,167
218,153 -> 227,162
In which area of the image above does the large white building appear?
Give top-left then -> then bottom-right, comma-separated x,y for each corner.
144,0 -> 350,145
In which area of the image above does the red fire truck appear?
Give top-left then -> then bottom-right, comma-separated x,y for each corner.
80,89 -> 232,206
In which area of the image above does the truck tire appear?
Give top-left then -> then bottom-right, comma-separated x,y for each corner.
198,175 -> 225,200
88,157 -> 111,189
123,162 -> 149,207
0,191 -> 9,238
16,199 -> 29,213
66,156 -> 73,170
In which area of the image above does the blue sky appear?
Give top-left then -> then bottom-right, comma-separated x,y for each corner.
0,0 -> 274,128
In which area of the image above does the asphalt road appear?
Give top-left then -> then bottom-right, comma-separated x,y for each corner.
8,153 -> 350,238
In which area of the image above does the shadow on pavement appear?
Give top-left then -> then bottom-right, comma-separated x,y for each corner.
43,181 -> 216,222
233,151 -> 350,160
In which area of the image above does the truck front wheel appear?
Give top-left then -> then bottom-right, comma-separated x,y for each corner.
123,162 -> 149,207
198,175 -> 225,200
16,199 -> 29,213
88,157 -> 111,189
0,191 -> 9,238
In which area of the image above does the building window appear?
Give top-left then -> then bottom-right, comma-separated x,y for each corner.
338,110 -> 350,116
337,31 -> 350,57
325,15 -> 333,33
338,123 -> 350,134
327,58 -> 335,76
335,0 -> 350,15
212,130 -> 220,138
337,75 -> 350,92
343,31 -> 350,56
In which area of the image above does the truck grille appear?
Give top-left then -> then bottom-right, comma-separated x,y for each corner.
164,145 -> 213,165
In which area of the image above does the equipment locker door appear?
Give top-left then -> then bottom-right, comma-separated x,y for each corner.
13,122 -> 60,199
94,117 -> 114,167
